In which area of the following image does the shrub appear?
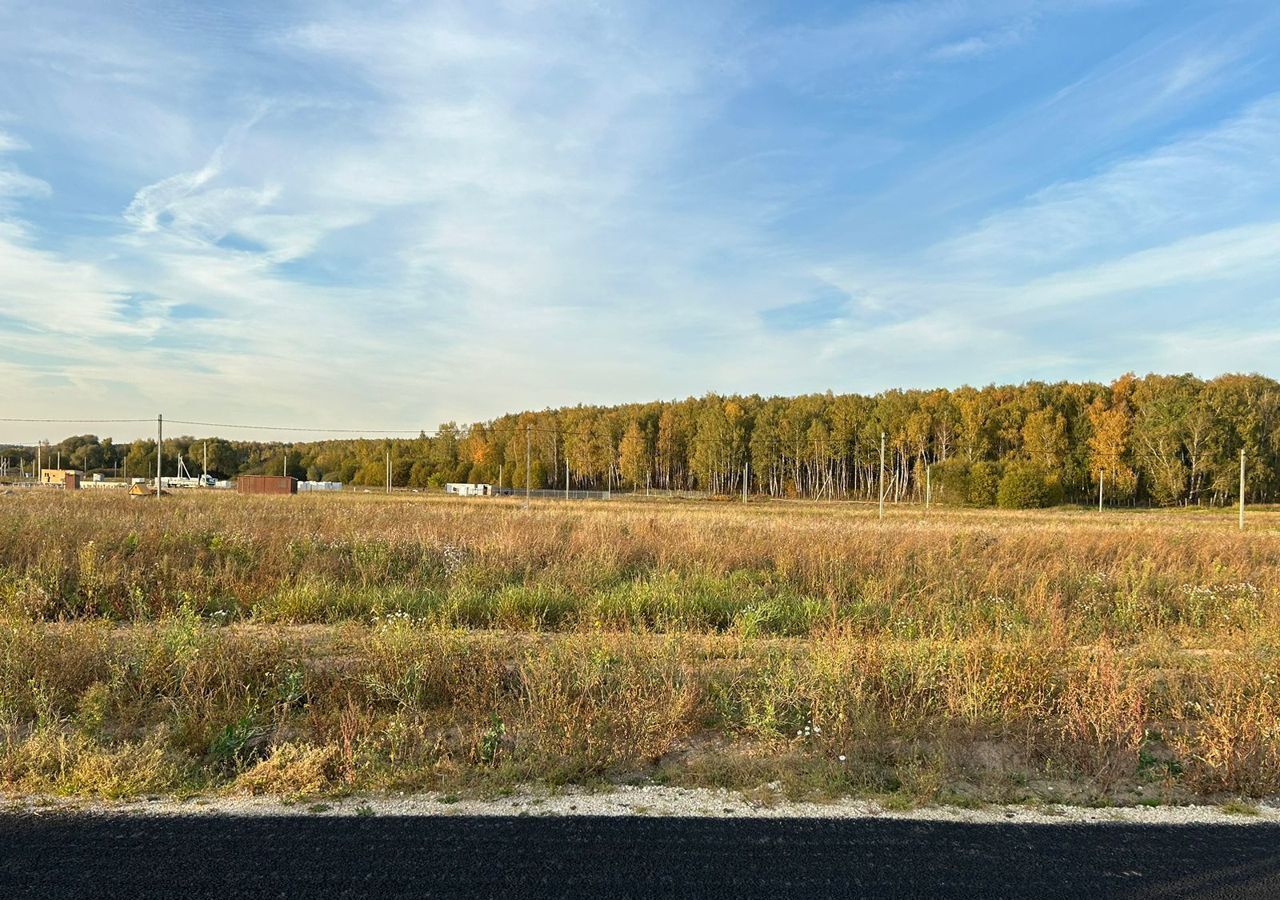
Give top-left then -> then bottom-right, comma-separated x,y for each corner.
997,462 -> 1062,509
967,462 -> 1002,507
930,459 -> 971,506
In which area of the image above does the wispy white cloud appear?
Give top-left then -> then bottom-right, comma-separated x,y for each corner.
936,93 -> 1280,270
928,21 -> 1031,61
0,221 -> 137,335
123,109 -> 268,234
791,85 -> 1280,386
987,220 -> 1280,315
0,128 -> 26,153
0,129 -> 48,202
0,168 -> 49,200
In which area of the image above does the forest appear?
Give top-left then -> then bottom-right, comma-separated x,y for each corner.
6,372 -> 1280,507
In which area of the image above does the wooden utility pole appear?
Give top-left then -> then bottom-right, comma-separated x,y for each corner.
156,414 -> 163,498
525,424 -> 531,507
878,431 -> 886,520
565,458 -> 570,500
1239,449 -> 1246,531
385,448 -> 391,494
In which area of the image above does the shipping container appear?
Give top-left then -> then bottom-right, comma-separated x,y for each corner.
236,475 -> 298,495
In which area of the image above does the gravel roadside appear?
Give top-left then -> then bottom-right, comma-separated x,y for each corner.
5,785 -> 1278,825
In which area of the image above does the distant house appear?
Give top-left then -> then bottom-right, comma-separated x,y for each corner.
445,483 -> 492,497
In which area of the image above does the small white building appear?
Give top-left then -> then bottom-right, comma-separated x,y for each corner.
298,481 -> 343,492
445,483 -> 492,497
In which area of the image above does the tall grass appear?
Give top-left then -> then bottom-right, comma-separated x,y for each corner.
3,622 -> 1277,800
1,492 -> 1277,644
1,491 -> 1279,802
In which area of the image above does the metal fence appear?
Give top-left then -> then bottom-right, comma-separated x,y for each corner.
511,488 -> 613,501
496,488 -> 717,502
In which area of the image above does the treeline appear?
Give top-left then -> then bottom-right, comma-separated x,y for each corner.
5,373 -> 1279,507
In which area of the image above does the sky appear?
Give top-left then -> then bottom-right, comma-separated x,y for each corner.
1,0 -> 1279,442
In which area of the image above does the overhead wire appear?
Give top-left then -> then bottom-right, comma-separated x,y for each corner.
165,419 -> 430,435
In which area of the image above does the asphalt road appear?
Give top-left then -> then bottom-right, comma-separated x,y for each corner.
3,813 -> 1279,899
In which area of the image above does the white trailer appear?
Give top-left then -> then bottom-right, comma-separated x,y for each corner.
298,481 -> 344,492
445,483 -> 492,497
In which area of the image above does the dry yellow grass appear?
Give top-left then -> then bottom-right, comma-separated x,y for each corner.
1,490 -> 1278,803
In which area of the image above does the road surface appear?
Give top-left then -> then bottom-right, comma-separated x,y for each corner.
3,812 -> 1278,898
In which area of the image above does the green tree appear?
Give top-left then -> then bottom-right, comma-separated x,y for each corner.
618,420 -> 650,489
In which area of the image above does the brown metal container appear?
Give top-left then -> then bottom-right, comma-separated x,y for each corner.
235,475 -> 298,495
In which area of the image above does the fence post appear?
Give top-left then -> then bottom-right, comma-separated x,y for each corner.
156,414 -> 163,498
878,432 -> 885,520
1239,449 -> 1246,531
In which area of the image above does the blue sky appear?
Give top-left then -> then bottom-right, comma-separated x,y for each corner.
1,0 -> 1279,440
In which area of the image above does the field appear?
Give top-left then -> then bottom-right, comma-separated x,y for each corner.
2,490 -> 1279,807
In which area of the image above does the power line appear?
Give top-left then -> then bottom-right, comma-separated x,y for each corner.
0,415 -> 439,434
0,417 -> 152,424
166,419 -> 429,435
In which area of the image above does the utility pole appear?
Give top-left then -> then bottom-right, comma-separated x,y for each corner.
203,442 -> 208,486
878,431 -> 886,520
925,464 -> 932,511
525,424 -> 531,507
743,461 -> 749,504
1239,449 -> 1246,531
565,458 -> 570,501
385,448 -> 391,494
1098,470 -> 1104,513
156,414 -> 163,498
